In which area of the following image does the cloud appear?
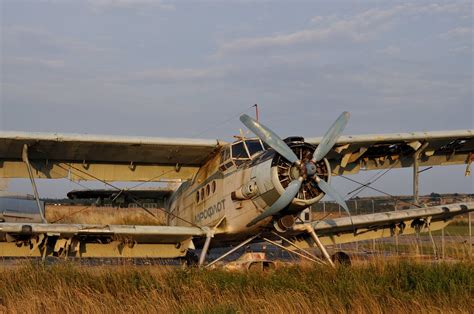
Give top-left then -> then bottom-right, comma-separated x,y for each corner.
87,0 -> 174,12
449,45 -> 474,54
114,66 -> 234,84
4,57 -> 65,69
2,26 -> 104,55
440,27 -> 473,39
378,45 -> 401,56
215,3 -> 470,56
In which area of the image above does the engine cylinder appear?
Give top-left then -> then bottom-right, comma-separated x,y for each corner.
250,139 -> 331,212
274,215 -> 296,232
272,140 -> 331,207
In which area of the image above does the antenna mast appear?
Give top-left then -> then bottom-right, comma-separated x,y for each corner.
254,104 -> 259,121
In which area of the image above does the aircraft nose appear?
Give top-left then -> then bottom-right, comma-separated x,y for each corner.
305,162 -> 317,176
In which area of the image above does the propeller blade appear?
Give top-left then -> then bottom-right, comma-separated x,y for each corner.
315,176 -> 351,217
312,111 -> 350,162
240,114 -> 300,165
247,179 -> 302,227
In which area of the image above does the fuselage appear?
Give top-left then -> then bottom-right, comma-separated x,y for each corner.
166,137 -> 330,242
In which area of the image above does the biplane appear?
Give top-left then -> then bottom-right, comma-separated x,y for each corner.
0,112 -> 472,266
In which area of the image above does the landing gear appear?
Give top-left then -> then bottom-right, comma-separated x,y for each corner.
183,250 -> 199,267
331,251 -> 351,266
203,227 -> 339,269
304,224 -> 335,267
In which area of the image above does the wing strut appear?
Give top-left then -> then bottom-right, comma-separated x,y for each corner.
21,144 -> 46,223
413,142 -> 429,205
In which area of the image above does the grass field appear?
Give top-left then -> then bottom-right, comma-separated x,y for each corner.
0,260 -> 472,313
429,224 -> 471,236
45,205 -> 166,225
362,241 -> 471,258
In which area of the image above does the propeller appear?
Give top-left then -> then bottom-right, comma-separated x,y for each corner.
240,114 -> 300,165
312,112 -> 350,163
241,112 -> 351,227
247,178 -> 303,227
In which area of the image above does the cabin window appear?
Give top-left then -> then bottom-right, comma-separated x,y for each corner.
206,184 -> 211,196
219,147 -> 234,171
212,181 -> 216,193
200,189 -> 205,201
196,191 -> 200,203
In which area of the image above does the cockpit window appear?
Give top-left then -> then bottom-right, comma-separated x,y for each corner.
231,141 -> 249,166
231,141 -> 248,159
232,139 -> 266,165
219,139 -> 266,171
246,139 -> 265,156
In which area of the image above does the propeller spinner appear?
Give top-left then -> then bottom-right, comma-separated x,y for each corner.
242,112 -> 351,227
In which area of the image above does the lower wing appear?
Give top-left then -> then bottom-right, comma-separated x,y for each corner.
291,202 -> 473,247
0,224 -> 205,258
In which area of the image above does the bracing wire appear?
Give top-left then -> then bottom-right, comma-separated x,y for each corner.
55,163 -> 203,228
192,105 -> 256,138
346,159 -> 401,198
340,175 -> 423,208
42,105 -> 257,227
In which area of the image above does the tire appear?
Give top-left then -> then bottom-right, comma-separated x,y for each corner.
183,251 -> 199,267
331,251 -> 351,266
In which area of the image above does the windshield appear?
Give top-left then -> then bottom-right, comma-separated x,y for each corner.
230,139 -> 266,166
232,141 -> 248,159
245,139 -> 265,156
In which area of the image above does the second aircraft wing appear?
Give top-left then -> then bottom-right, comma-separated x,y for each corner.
307,130 -> 473,175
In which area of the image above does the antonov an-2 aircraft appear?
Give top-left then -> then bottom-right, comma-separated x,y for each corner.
0,112 -> 472,266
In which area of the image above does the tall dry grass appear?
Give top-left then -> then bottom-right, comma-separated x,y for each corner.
356,235 -> 472,260
45,205 -> 166,225
0,260 -> 472,313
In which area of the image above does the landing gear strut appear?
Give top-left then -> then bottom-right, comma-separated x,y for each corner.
202,224 -> 339,268
304,224 -> 335,267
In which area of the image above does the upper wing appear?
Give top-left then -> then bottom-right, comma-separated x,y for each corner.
307,130 -> 473,175
292,201 -> 473,247
0,131 -> 225,181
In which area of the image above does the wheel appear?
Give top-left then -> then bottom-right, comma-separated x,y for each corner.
183,251 -> 199,267
247,261 -> 276,272
331,251 -> 351,266
247,262 -> 263,271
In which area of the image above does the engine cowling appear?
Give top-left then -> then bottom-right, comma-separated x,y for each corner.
251,137 -> 331,213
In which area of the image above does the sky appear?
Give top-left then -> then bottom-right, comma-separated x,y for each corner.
0,0 -> 473,198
